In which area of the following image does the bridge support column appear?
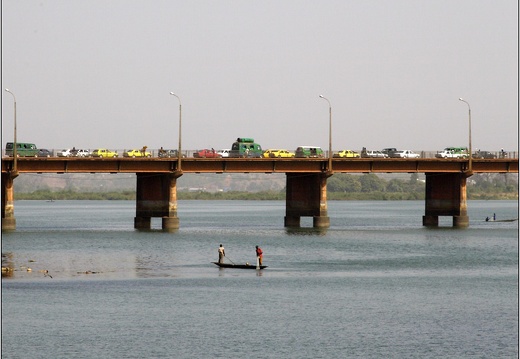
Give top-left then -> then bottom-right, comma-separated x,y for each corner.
2,172 -> 18,231
135,172 -> 182,231
423,172 -> 470,228
285,173 -> 330,228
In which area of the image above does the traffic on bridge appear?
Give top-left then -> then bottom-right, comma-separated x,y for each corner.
2,142 -> 517,160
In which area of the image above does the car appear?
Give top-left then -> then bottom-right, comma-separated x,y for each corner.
391,150 -> 420,158
123,149 -> 152,158
333,150 -> 360,158
381,148 -> 398,157
295,146 -> 324,158
69,148 -> 89,157
91,149 -> 118,158
361,149 -> 388,158
217,149 -> 230,158
263,149 -> 295,158
472,150 -> 497,159
435,147 -> 468,159
57,149 -> 72,157
36,149 -> 52,157
158,149 -> 185,158
194,149 -> 220,158
76,149 -> 91,157
5,142 -> 39,157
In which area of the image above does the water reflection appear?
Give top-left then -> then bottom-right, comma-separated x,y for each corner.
1,252 -> 56,279
135,228 -> 179,233
1,252 -> 14,278
285,227 -> 328,236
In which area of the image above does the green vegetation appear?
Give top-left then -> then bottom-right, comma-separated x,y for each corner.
14,173 -> 517,201
14,189 -> 286,201
467,173 -> 519,200
179,190 -> 285,200
16,190 -> 137,201
326,173 -> 425,200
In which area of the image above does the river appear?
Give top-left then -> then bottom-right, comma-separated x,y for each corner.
2,200 -> 518,358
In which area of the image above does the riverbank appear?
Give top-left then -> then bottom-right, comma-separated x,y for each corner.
14,189 -> 518,201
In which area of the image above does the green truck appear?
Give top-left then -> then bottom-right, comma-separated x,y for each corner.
295,146 -> 324,158
5,142 -> 38,157
229,138 -> 263,158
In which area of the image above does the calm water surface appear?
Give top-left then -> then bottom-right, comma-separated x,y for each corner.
2,200 -> 518,358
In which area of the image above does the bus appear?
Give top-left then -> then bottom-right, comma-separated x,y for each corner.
229,138 -> 263,158
5,142 -> 38,157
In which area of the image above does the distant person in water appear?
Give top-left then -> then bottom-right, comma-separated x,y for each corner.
493,213 -> 496,221
256,245 -> 263,266
218,244 -> 225,264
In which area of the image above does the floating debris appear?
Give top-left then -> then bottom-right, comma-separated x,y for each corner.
77,271 -> 99,275
39,269 -> 53,278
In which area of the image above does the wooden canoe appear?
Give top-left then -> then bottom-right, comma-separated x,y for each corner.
212,262 -> 268,269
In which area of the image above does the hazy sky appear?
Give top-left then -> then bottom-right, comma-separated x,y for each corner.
2,0 -> 518,152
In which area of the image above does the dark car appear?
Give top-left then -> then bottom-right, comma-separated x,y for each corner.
158,149 -> 185,158
36,149 -> 52,157
382,148 -> 398,157
472,151 -> 497,159
193,149 -> 220,158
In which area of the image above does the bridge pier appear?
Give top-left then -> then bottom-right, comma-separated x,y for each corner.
134,172 -> 182,231
423,172 -> 470,228
1,172 -> 18,231
285,173 -> 330,228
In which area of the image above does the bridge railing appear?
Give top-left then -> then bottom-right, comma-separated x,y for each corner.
1,149 -> 518,159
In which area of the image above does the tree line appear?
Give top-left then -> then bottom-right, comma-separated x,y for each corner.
13,173 -> 517,201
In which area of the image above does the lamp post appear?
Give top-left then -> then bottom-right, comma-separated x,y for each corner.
319,95 -> 332,173
458,98 -> 472,173
170,92 -> 182,172
5,88 -> 17,174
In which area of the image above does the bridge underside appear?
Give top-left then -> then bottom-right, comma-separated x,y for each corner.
133,172 -> 333,230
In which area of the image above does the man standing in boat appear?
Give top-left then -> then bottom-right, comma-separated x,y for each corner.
218,244 -> 226,264
256,245 -> 263,266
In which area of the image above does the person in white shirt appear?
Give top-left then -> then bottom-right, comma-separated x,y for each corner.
218,244 -> 226,264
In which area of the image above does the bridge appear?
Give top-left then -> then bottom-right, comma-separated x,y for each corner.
2,157 -> 518,231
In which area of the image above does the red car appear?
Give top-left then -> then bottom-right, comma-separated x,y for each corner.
193,149 -> 221,158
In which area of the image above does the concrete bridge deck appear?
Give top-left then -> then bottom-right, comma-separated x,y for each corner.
2,157 -> 517,174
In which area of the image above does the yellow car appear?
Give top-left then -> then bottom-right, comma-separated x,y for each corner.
262,149 -> 295,158
123,149 -> 152,158
91,148 -> 118,158
333,150 -> 360,158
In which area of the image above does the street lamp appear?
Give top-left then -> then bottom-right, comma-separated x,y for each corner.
458,98 -> 472,173
5,88 -> 17,174
170,92 -> 182,172
319,95 -> 332,173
